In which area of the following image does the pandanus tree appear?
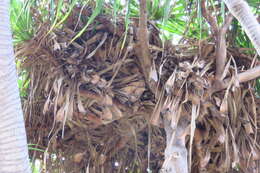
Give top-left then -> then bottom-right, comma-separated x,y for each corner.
1,0 -> 260,172
161,0 -> 260,172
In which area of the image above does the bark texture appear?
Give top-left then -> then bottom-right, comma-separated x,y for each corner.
161,117 -> 188,173
0,0 -> 31,172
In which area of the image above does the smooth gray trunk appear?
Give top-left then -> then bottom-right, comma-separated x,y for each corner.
0,0 -> 31,172
224,0 -> 260,55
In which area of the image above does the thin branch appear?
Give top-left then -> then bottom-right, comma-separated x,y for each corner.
201,0 -> 218,36
215,33 -> 227,80
200,0 -> 232,81
137,0 -> 152,83
237,65 -> 260,83
212,65 -> 260,93
221,13 -> 234,34
215,14 -> 233,80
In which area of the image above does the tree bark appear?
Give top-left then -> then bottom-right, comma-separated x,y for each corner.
0,0 -> 31,172
161,116 -> 189,173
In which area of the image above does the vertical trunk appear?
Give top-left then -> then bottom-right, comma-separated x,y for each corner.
161,117 -> 188,173
0,0 -> 31,172
224,0 -> 260,55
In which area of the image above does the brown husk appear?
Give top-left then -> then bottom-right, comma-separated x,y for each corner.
17,4 -> 260,173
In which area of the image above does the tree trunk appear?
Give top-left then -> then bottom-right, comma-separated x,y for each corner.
224,0 -> 260,55
160,116 -> 189,173
0,0 -> 31,172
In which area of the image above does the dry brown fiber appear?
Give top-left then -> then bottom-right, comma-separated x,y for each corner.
16,5 -> 260,173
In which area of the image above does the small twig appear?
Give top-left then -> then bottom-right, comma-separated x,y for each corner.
85,32 -> 108,59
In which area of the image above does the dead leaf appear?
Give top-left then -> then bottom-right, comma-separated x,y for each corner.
188,93 -> 200,105
214,96 -> 221,107
91,74 -> 100,84
149,61 -> 158,82
102,107 -> 113,120
200,150 -> 211,168
53,41 -> 61,51
73,152 -> 85,163
43,93 -> 52,115
110,105 -> 123,118
102,95 -> 113,106
165,70 -> 176,94
56,106 -> 65,122
220,98 -> 228,114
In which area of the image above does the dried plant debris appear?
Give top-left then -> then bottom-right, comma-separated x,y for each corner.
17,4 -> 260,173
